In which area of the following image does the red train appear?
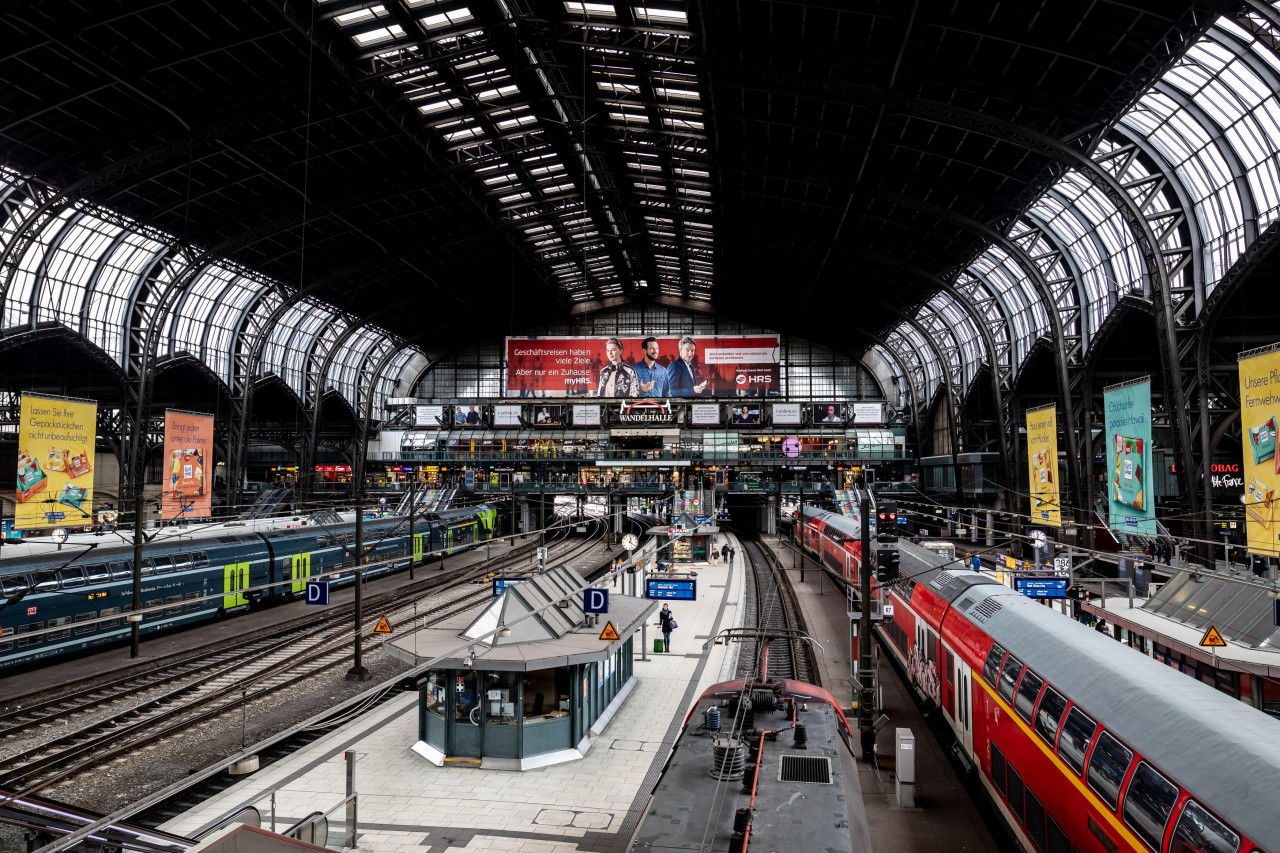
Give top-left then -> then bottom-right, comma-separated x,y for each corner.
797,504 -> 868,587
878,540 -> 1278,852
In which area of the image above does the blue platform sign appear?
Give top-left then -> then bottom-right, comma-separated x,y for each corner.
305,581 -> 330,605
1015,577 -> 1069,599
492,577 -> 530,597
584,588 -> 609,613
646,578 -> 698,601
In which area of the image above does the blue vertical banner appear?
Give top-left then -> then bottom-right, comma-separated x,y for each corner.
1103,378 -> 1155,535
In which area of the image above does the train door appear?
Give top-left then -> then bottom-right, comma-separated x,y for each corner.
953,652 -> 974,757
290,553 -> 311,595
412,532 -> 425,565
222,562 -> 250,610
911,624 -> 942,707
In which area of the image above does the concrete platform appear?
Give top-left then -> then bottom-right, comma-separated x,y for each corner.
115,532 -> 1002,852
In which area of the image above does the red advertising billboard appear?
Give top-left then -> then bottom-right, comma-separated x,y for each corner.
505,335 -> 780,397
162,410 -> 213,520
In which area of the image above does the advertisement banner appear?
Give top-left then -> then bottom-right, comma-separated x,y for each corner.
505,335 -> 780,397
415,405 -> 444,427
814,402 -> 845,425
1025,404 -> 1060,528
772,403 -> 801,425
1103,378 -> 1155,535
573,405 -> 601,426
16,394 -> 98,530
493,405 -> 522,427
691,403 -> 722,425
1238,344 -> 1280,555
852,402 -> 884,424
162,410 -> 213,520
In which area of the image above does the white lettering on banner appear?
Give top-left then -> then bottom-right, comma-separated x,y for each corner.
702,347 -> 779,363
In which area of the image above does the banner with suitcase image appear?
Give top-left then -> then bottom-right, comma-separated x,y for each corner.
1239,344 -> 1280,556
1103,378 -> 1154,536
162,410 -> 214,520
15,394 -> 97,530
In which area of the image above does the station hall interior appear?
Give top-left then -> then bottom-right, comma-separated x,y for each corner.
9,3 -> 1280,853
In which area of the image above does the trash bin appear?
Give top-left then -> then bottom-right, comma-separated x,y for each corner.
654,638 -> 665,653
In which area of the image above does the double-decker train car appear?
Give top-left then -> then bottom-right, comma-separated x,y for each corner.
0,505 -> 498,671
879,540 -> 1279,852
796,504 -> 871,586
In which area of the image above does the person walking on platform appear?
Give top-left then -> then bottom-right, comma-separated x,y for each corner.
721,543 -> 729,563
658,605 -> 676,652
729,545 -> 736,563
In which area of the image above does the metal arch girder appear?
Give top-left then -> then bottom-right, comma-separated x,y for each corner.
300,319 -> 381,501
863,186 -> 1087,515
853,326 -> 922,430
881,307 -> 961,465
879,327 -> 929,431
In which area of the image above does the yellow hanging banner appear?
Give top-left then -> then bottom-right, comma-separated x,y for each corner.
1026,404 -> 1060,528
1239,345 -> 1280,556
15,394 -> 97,530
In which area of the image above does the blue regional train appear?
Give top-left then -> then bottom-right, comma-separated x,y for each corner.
0,505 -> 498,670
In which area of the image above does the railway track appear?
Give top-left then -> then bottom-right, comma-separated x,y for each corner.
0,518 -> 613,796
736,537 -> 819,685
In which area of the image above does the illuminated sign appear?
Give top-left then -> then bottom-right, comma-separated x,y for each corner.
646,578 -> 698,600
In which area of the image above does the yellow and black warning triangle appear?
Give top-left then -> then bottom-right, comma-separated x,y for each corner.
598,620 -> 621,641
373,616 -> 394,634
1199,624 -> 1227,648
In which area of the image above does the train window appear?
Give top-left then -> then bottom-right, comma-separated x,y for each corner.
1121,761 -> 1179,851
153,555 -> 176,574
99,607 -> 121,629
34,573 -> 59,592
171,552 -> 192,571
1171,800 -> 1239,853
0,626 -> 11,651
164,595 -> 183,615
1025,789 -> 1046,851
110,561 -> 132,580
1,576 -> 30,596
192,551 -> 209,568
1086,730 -> 1133,810
47,616 -> 72,639
86,564 -> 110,584
990,743 -> 1007,795
1007,764 -> 1025,823
983,643 -> 1007,686
1056,706 -> 1097,776
140,561 -> 154,577
997,656 -> 1024,704
74,612 -> 97,635
1034,686 -> 1068,747
184,592 -> 201,611
17,622 -> 43,646
1046,815 -> 1069,853
1014,669 -> 1044,724
59,567 -> 86,588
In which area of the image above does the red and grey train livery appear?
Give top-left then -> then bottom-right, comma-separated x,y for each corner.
797,503 -> 899,588
879,540 -> 1277,853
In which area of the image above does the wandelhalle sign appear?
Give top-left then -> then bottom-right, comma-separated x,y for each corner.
505,335 -> 780,397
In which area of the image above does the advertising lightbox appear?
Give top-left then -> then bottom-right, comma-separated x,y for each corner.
573,405 -> 601,426
772,403 -> 801,425
852,402 -> 884,424
415,405 -> 445,427
814,402 -> 845,425
691,403 -> 722,425
533,405 -> 563,426
505,335 -> 780,397
493,405 -> 522,427
1025,404 -> 1060,528
728,404 -> 761,425
453,405 -> 484,427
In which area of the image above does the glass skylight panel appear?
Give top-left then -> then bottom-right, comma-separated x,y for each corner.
351,24 -> 404,47
37,212 -> 123,328
86,229 -> 165,362
565,2 -> 617,17
633,6 -> 687,25
5,207 -> 75,330
420,7 -> 474,29
416,96 -> 463,115
335,5 -> 389,26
